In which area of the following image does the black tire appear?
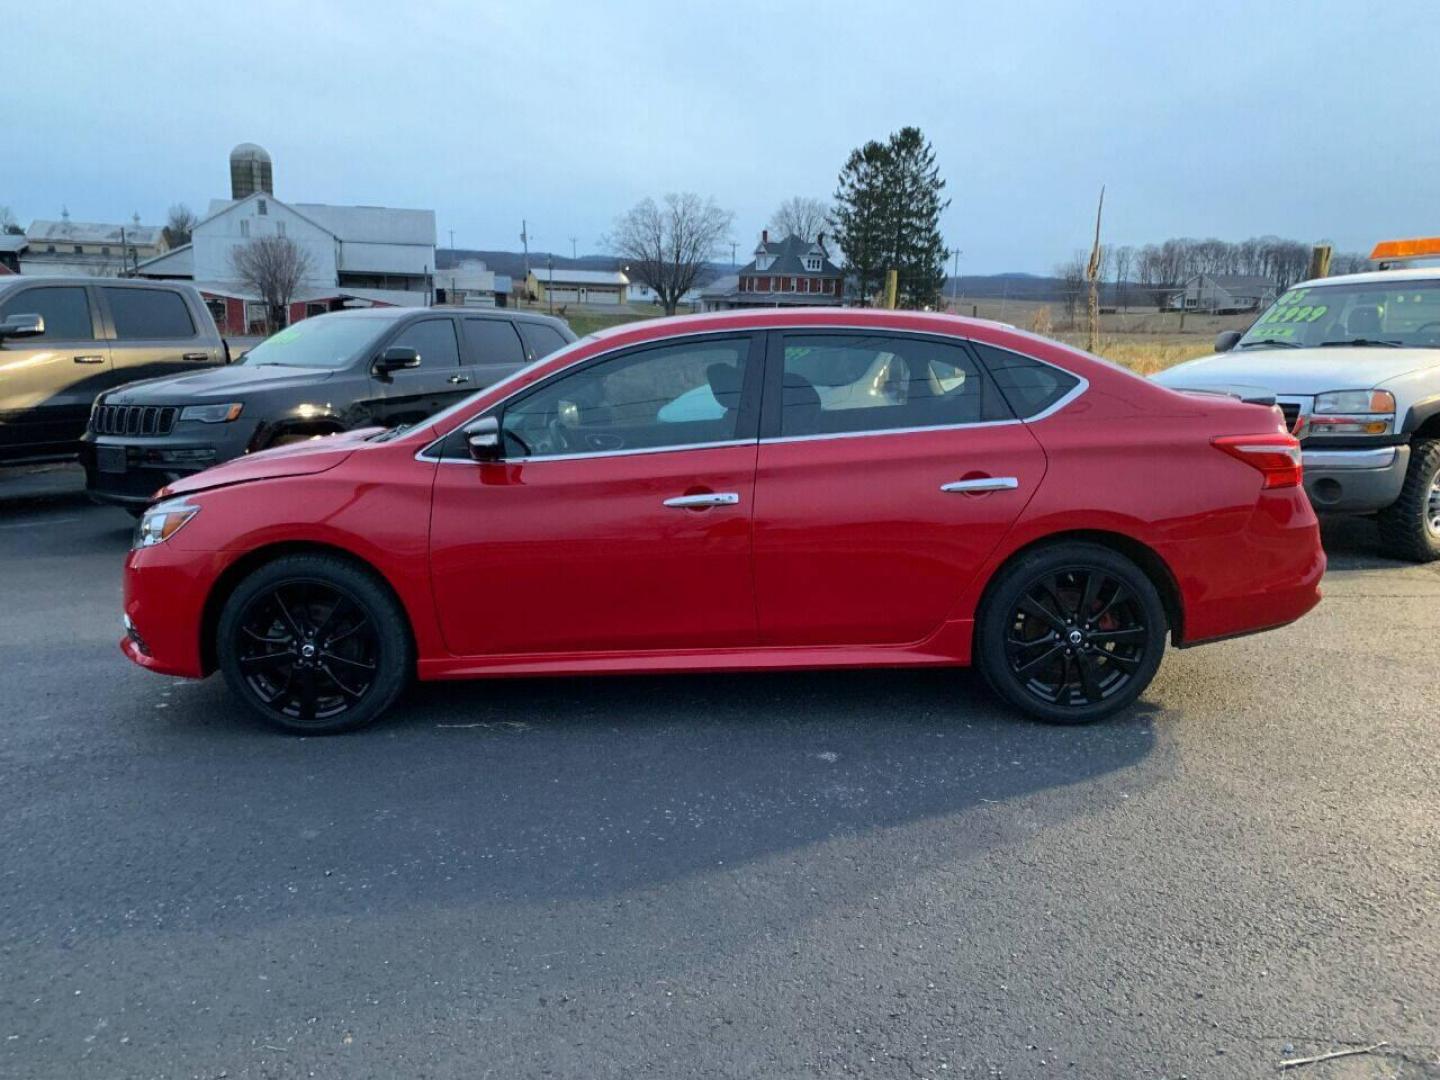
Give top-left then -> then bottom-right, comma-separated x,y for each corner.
1376,439 -> 1440,563
975,542 -> 1168,724
216,554 -> 413,734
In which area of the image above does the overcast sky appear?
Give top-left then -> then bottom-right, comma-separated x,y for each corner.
9,0 -> 1439,274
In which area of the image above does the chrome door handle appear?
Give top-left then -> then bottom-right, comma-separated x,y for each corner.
183,352 -> 208,362
663,492 -> 740,509
73,355 -> 106,365
447,375 -> 471,385
941,477 -> 1019,493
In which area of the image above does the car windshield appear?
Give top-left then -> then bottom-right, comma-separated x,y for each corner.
240,316 -> 389,368
1235,279 -> 1440,350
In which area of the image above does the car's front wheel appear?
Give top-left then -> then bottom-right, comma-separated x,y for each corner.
1376,438 -> 1440,562
976,542 -> 1168,724
216,554 -> 412,734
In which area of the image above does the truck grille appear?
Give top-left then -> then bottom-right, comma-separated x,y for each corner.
91,404 -> 179,437
1278,403 -> 1301,433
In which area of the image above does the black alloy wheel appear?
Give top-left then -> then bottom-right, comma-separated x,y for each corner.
217,555 -> 411,733
977,543 -> 1167,724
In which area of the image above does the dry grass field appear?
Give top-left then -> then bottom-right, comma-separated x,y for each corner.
516,297 -> 1252,374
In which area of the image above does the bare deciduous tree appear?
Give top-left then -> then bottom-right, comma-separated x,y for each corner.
768,196 -> 829,242
609,193 -> 732,316
164,204 -> 197,248
229,237 -> 313,332
1110,244 -> 1133,310
1056,255 -> 1086,329
0,205 -> 21,236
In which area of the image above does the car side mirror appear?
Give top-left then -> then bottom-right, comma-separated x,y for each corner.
1214,330 -> 1243,353
372,345 -> 421,378
464,415 -> 502,462
0,313 -> 44,340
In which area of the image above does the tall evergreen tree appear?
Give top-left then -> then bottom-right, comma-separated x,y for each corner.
885,127 -> 949,308
831,127 -> 950,309
831,141 -> 890,306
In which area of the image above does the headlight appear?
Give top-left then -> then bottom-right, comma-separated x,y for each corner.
1309,389 -> 1395,435
180,402 -> 244,423
134,498 -> 200,548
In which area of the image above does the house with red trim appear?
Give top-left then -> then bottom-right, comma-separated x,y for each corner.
703,231 -> 844,310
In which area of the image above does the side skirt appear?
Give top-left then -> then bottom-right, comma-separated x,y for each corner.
417,619 -> 975,681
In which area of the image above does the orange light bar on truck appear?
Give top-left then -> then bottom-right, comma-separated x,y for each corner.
1370,237 -> 1440,261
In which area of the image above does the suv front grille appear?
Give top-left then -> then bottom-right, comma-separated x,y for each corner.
1278,402 -> 1301,433
92,404 -> 179,437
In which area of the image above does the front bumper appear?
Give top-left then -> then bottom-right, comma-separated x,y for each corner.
1301,445 -> 1410,513
80,426 -> 255,507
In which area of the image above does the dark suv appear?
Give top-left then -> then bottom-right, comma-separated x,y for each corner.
80,306 -> 575,510
0,278 -> 225,465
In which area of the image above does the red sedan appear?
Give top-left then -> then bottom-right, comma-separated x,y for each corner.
122,309 -> 1324,733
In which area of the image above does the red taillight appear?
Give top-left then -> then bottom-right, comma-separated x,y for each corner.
1212,433 -> 1303,490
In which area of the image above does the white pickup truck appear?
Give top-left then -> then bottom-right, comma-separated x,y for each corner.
1153,258 -> 1440,561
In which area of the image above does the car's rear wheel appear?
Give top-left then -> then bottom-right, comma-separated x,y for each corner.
976,543 -> 1167,724
216,554 -> 412,734
1376,438 -> 1440,562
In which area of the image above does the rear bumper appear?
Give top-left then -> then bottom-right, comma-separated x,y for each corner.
1302,445 -> 1409,513
1167,487 -> 1325,646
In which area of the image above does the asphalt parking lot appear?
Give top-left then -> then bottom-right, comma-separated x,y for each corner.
1,464 -> 1436,1079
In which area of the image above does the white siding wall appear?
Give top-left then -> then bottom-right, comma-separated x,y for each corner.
192,199 -> 337,287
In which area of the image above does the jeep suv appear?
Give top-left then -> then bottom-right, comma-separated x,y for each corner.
1154,264 -> 1440,560
0,278 -> 224,465
80,306 -> 575,510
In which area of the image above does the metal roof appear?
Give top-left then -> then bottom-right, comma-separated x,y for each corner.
202,195 -> 435,246
530,267 -> 629,286
0,235 -> 28,253
26,219 -> 165,246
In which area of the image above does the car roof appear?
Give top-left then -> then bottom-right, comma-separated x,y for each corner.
311,306 -> 567,327
0,276 -> 197,293
1290,267 -> 1440,290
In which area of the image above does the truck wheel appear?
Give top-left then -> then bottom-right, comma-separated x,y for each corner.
1377,439 -> 1440,563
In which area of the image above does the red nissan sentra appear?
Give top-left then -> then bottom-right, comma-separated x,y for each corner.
121,309 -> 1324,733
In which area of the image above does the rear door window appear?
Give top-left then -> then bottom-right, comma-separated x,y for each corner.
772,333 -> 1010,438
0,286 -> 94,340
389,318 -> 461,369
517,321 -> 568,362
463,318 -> 526,366
103,288 -> 196,339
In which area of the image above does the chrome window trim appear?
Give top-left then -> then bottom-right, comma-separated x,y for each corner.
416,323 -> 1091,463
420,438 -> 754,465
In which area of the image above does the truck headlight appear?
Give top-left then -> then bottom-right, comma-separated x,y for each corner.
1310,389 -> 1395,435
180,402 -> 244,423
134,498 -> 200,548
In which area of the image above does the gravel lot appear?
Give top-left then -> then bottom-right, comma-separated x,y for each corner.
1,465 -> 1437,1079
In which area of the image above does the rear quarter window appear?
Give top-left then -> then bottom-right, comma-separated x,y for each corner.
104,288 -> 196,340
517,322 -> 568,361
972,342 -> 1080,419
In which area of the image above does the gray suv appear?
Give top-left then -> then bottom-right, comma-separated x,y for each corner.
80,306 -> 575,510
0,278 -> 225,465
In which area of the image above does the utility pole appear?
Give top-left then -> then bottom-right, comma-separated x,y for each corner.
547,254 -> 554,316
520,220 -> 530,305
949,248 -> 962,308
448,229 -> 455,251
570,237 -> 577,260
730,241 -> 737,268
